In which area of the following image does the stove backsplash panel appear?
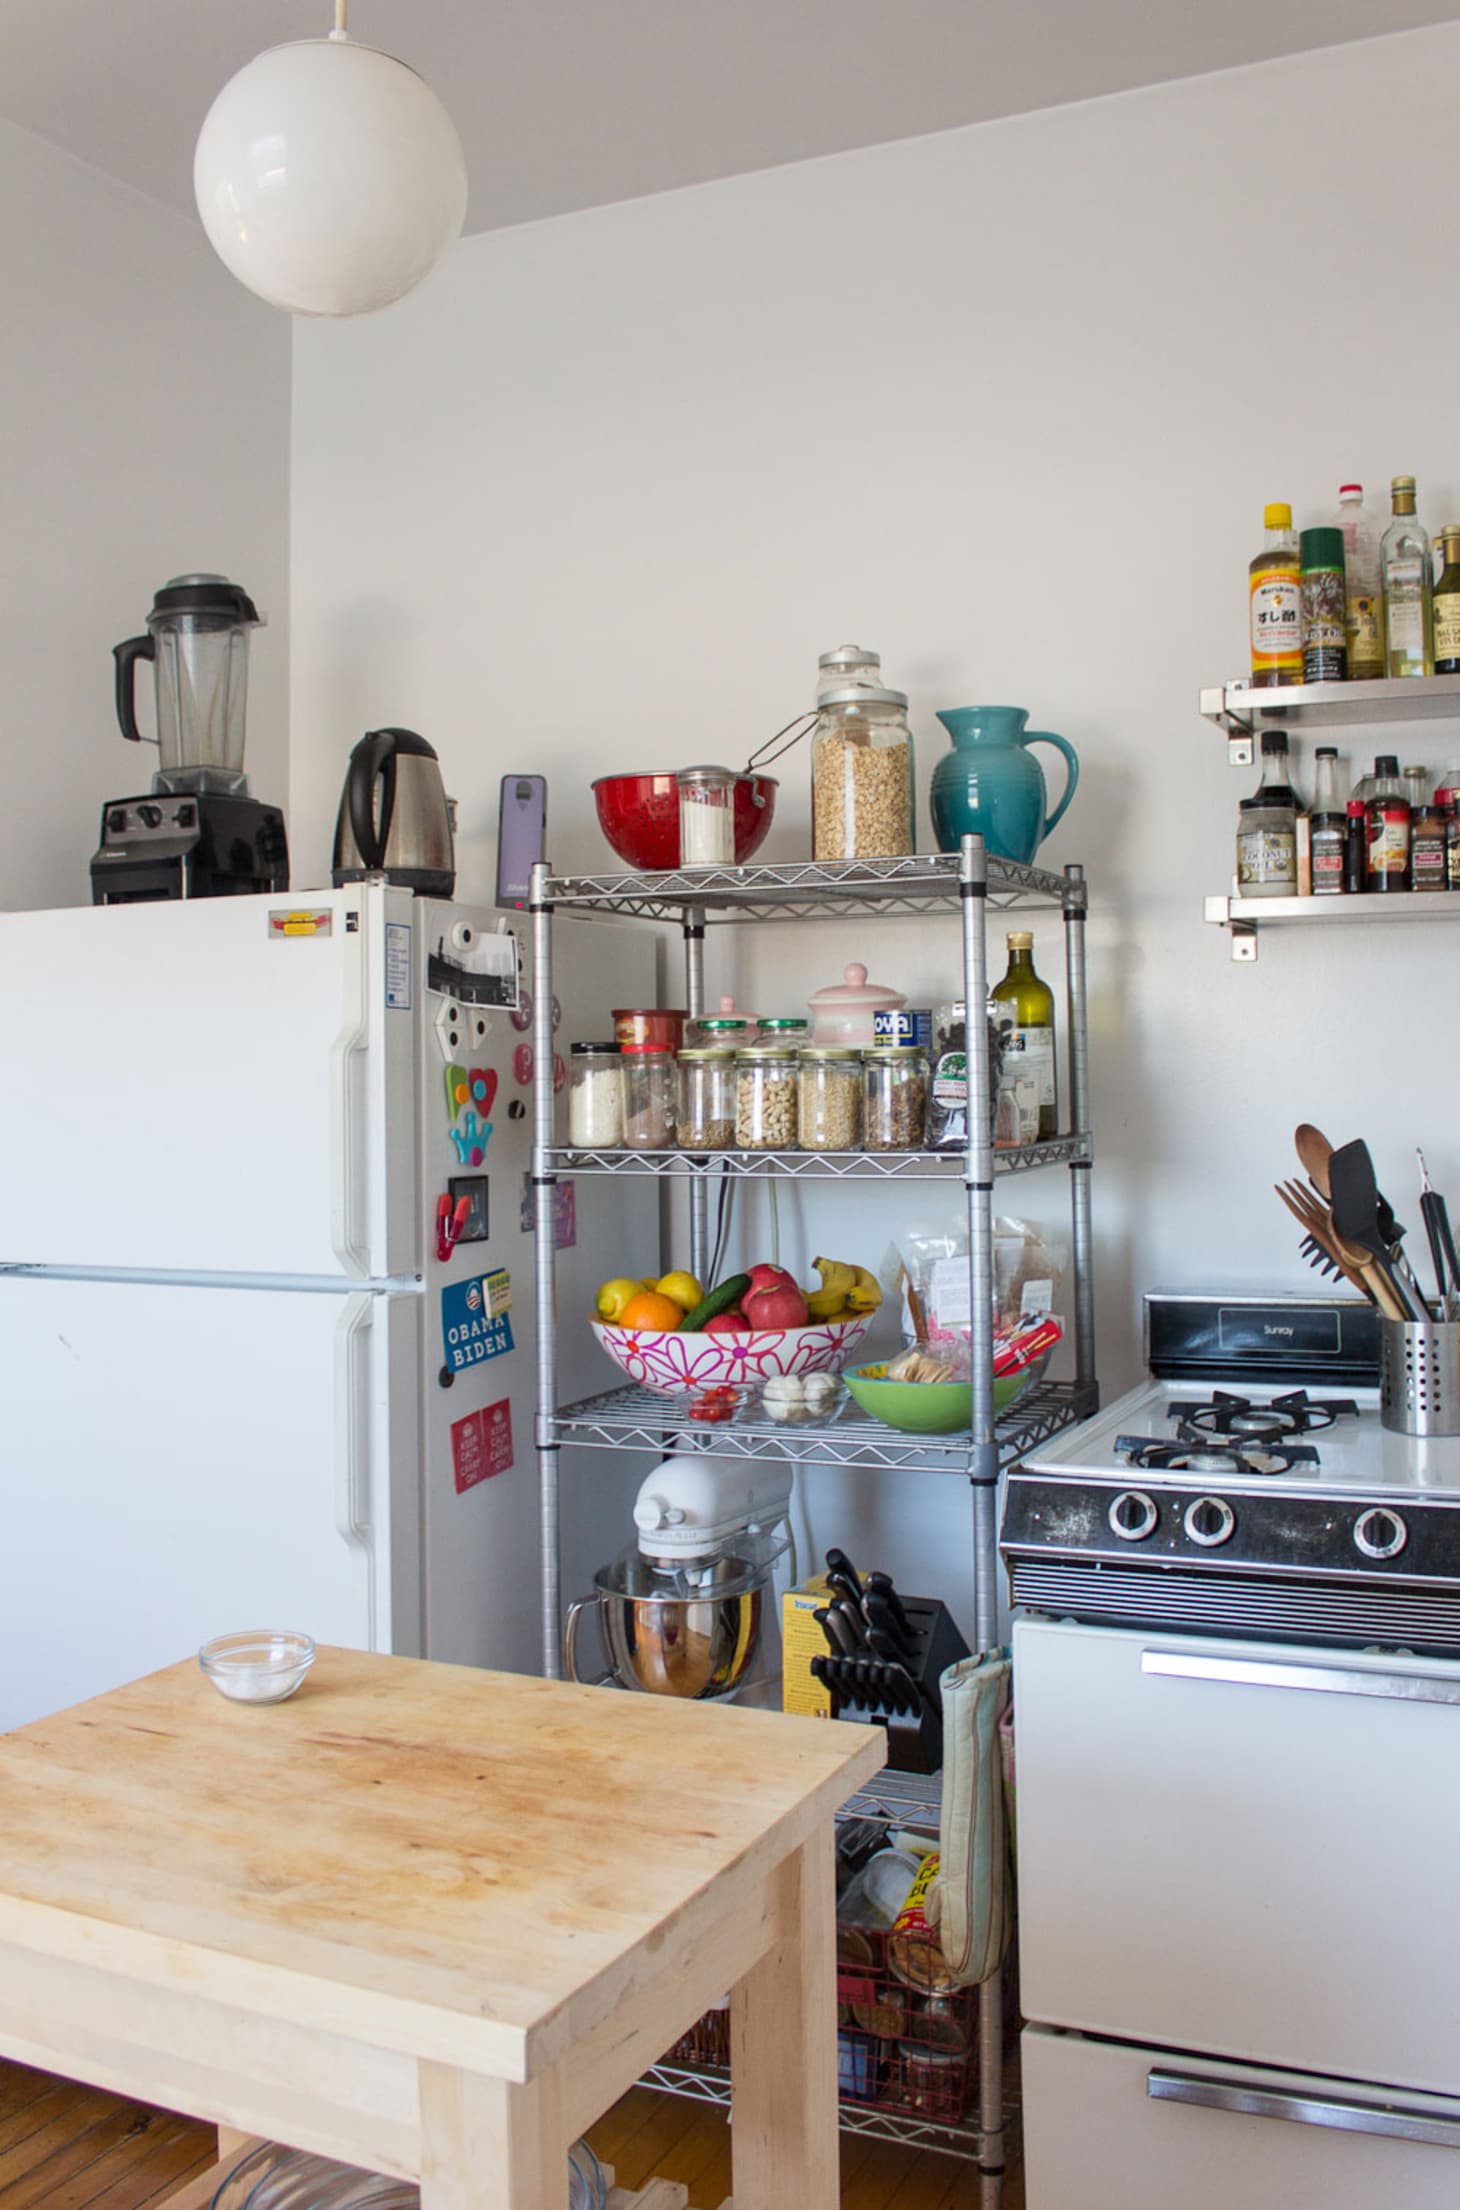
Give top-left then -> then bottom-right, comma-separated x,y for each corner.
1145,1294 -> 1381,1384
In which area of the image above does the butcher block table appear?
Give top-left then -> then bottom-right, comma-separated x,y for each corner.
0,1648 -> 884,2209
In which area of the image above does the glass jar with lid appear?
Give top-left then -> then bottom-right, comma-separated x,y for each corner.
684,993 -> 756,1049
864,1044 -> 929,1151
807,961 -> 907,1047
811,688 -> 916,860
735,1046 -> 800,1149
756,1015 -> 810,1044
620,1045 -> 676,1149
677,1049 -> 737,1150
798,1048 -> 862,1151
817,642 -> 884,700
568,1042 -> 622,1148
677,764 -> 737,867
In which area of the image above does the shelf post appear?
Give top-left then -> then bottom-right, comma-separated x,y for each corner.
682,907 -> 709,1286
1063,865 -> 1096,1392
530,862 -> 562,1680
959,833 -> 999,1576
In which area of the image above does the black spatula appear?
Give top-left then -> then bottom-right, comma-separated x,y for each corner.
1329,1140 -> 1426,1319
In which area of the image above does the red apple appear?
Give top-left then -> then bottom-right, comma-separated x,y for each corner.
746,1263 -> 797,1294
743,1281 -> 810,1331
704,1310 -> 750,1336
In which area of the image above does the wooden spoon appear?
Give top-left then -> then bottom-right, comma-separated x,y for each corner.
1275,1181 -> 1408,1320
1295,1123 -> 1334,1199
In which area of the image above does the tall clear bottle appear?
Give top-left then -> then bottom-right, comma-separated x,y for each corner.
1335,484 -> 1386,680
1381,476 -> 1434,678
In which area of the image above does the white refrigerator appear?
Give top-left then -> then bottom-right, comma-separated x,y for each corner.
0,885 -> 658,1731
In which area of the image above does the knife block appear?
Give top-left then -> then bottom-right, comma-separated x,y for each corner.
813,1596 -> 970,1773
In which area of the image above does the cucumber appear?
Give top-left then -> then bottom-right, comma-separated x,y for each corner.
681,1273 -> 751,1332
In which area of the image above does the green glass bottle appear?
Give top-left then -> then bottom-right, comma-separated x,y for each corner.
989,932 -> 1057,1144
1434,525 -> 1460,674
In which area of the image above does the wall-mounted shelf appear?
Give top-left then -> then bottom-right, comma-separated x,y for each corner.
1200,674 -> 1460,766
1205,888 -> 1460,960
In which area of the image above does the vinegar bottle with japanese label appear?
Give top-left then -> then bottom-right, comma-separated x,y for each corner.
989,933 -> 1056,1143
1250,502 -> 1302,687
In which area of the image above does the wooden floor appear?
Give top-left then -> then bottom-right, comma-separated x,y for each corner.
0,2060 -> 1021,2208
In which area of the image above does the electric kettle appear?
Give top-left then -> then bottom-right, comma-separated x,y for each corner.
332,728 -> 455,895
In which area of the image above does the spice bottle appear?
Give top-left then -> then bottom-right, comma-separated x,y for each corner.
1412,806 -> 1448,891
989,933 -> 1057,1142
1366,754 -> 1411,892
1249,502 -> 1302,687
1434,526 -> 1460,674
1335,483 -> 1386,680
1381,477 -> 1434,677
1309,748 -> 1347,897
1300,528 -> 1348,683
1235,732 -> 1300,899
1344,800 -> 1368,894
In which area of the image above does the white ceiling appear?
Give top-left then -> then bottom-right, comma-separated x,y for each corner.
4,0 -> 1457,235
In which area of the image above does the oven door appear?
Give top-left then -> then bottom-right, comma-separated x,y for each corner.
1023,2027 -> 1460,2210
1015,1616 -> 1460,2094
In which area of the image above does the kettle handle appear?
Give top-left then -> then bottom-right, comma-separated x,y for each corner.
563,1595 -> 613,1686
1025,731 -> 1080,842
112,635 -> 157,746
347,728 -> 399,871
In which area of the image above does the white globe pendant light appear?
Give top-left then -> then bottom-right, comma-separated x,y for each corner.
194,2 -> 467,316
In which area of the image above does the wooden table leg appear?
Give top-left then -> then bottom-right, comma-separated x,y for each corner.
728,1832 -> 839,2210
418,2060 -> 569,2210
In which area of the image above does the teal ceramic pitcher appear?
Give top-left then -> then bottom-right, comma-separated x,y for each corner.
930,706 -> 1079,865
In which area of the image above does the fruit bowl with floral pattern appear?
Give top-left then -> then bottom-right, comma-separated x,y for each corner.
590,1314 -> 871,1395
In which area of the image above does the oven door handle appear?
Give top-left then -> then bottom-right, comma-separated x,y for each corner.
1148,2067 -> 1460,2150
1141,1648 -> 1460,1706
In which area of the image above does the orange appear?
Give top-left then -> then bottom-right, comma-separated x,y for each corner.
618,1289 -> 687,1333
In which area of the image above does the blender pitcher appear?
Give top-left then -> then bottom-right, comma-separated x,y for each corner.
113,574 -> 262,794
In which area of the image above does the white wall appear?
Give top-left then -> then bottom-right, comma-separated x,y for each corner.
0,119 -> 290,913
290,22 -> 1460,1629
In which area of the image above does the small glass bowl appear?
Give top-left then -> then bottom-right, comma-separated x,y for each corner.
677,1376 -> 848,1429
199,1630 -> 316,1706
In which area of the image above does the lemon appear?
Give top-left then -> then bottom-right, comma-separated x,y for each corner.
595,1277 -> 642,1322
656,1270 -> 704,1312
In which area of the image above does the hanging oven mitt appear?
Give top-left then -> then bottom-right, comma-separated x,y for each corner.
925,1645 -> 1013,1986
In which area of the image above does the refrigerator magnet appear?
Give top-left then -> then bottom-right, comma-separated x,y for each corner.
441,1275 -> 515,1375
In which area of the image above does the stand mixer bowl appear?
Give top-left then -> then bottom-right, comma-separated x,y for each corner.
566,1551 -> 768,1699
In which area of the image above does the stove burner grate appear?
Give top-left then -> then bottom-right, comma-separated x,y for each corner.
1115,1433 -> 1322,1478
1167,1389 -> 1359,1447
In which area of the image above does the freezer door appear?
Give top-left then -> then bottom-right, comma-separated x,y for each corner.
0,1276 -> 411,1730
1015,1616 -> 1460,2095
1023,2028 -> 1460,2210
0,889 -> 418,1279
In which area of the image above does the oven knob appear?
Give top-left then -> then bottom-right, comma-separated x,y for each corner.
1108,1490 -> 1159,1541
1354,1507 -> 1407,1560
1184,1496 -> 1236,1548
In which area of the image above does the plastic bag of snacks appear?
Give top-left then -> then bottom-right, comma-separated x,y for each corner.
878,1218 -> 1064,1385
924,1002 -> 1008,1152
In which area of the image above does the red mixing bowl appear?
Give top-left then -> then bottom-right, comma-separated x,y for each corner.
591,772 -> 778,870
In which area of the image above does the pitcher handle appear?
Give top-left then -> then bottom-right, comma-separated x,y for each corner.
563,1595 -> 612,1685
1026,732 -> 1079,842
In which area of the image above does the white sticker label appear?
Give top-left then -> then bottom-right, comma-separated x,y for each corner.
385,922 -> 412,1010
929,1255 -> 973,1329
1020,1279 -> 1054,1318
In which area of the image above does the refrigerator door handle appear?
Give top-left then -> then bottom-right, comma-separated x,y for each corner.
335,1294 -> 376,1645
1147,2067 -> 1460,2150
330,939 -> 370,1279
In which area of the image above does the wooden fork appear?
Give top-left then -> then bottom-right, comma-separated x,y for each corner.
1274,1181 -> 1409,1320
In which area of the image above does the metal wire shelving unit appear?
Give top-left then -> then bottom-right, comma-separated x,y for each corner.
528,836 -> 1097,2197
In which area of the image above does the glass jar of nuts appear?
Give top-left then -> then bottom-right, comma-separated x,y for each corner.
735,1046 -> 800,1150
677,1048 -> 736,1150
797,1048 -> 862,1151
811,688 -> 916,861
864,1044 -> 928,1151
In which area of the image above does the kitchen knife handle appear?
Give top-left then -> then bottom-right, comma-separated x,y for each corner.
825,1546 -> 864,1595
866,1571 -> 914,1637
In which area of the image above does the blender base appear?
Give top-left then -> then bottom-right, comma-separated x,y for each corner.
91,790 -> 288,903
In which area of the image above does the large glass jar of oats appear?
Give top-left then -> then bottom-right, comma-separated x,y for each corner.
677,1049 -> 737,1150
798,1048 -> 862,1151
811,688 -> 916,860
735,1046 -> 800,1150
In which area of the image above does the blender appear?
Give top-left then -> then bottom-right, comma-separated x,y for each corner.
564,1454 -> 793,1700
91,574 -> 289,903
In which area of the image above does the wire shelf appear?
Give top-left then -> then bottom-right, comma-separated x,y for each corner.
638,2058 -> 1019,2159
544,851 -> 1079,924
545,1136 -> 1092,1180
551,1376 -> 1098,1474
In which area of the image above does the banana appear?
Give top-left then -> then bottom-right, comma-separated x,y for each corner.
812,1256 -> 857,1298
845,1265 -> 884,1314
806,1281 -> 850,1322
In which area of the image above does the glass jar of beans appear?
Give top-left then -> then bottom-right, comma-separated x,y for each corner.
797,1048 -> 862,1151
735,1046 -> 800,1150
863,1044 -> 928,1151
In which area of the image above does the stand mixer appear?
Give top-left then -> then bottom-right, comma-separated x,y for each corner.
565,1454 -> 793,1700
91,574 -> 288,903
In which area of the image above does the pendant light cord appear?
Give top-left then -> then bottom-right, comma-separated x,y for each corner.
332,0 -> 348,35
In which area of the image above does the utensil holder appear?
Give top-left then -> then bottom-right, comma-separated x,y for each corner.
1380,1315 -> 1460,1436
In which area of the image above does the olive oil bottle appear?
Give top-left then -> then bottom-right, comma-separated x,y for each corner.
1434,525 -> 1460,675
1381,476 -> 1434,678
989,932 -> 1057,1145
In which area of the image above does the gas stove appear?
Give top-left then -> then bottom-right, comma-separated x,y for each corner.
1000,1294 -> 1460,1654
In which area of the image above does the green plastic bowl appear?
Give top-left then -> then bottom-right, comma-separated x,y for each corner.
844,1362 -> 1032,1434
